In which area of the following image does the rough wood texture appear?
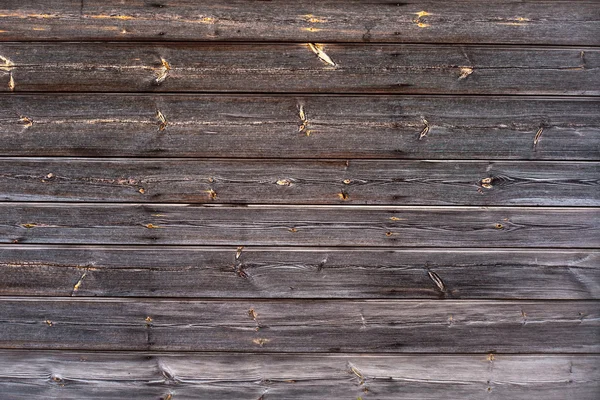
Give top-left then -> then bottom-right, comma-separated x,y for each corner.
2,158 -> 598,205
3,204 -> 598,247
1,246 -> 597,299
0,43 -> 597,94
0,351 -> 598,400
0,0 -> 598,45
2,95 -> 598,160
0,298 -> 597,353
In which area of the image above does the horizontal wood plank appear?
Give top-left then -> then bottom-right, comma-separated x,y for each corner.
0,1 -> 598,45
2,95 -> 598,160
2,204 -> 598,247
0,298 -> 597,352
2,158 -> 598,206
0,351 -> 598,399
1,246 -> 598,299
0,43 -> 597,94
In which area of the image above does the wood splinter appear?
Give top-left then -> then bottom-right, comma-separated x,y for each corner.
533,126 -> 544,149
308,43 -> 336,66
155,57 -> 171,84
156,110 -> 168,130
418,118 -> 430,140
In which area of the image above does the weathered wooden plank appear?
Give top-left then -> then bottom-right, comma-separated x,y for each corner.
2,204 -> 598,247
0,0 -> 598,45
0,351 -> 597,400
3,95 -> 598,160
0,298 -> 597,352
2,158 -> 598,206
1,246 -> 597,299
0,43 -> 597,94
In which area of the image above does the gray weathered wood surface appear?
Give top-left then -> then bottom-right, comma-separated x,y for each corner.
0,351 -> 597,400
2,95 -> 597,159
1,246 -> 597,299
0,0 -> 598,45
1,1 -> 598,398
0,298 -> 597,352
3,204 -> 598,247
1,158 -> 598,205
0,43 -> 597,94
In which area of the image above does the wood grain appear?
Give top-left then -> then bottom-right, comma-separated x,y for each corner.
0,43 -> 597,94
0,298 -> 597,352
2,158 -> 598,205
0,0 -> 597,45
0,351 -> 597,400
1,246 -> 597,299
2,95 -> 598,160
3,204 -> 598,247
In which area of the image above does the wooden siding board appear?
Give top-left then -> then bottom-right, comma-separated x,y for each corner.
0,298 -> 597,353
0,158 -> 598,205
2,95 -> 598,160
0,43 -> 597,94
0,0 -> 598,45
2,204 -> 598,247
0,246 -> 598,299
0,352 -> 598,399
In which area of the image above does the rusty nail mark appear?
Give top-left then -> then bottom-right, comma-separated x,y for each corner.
308,43 -> 336,66
156,110 -> 168,130
533,126 -> 543,149
418,118 -> 430,140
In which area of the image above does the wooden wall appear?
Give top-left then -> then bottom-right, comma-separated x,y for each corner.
0,1 -> 598,398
